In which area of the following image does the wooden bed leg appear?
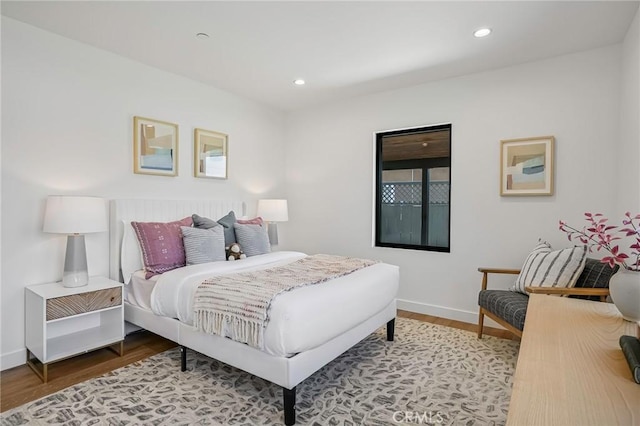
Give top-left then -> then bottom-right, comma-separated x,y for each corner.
387,318 -> 395,341
180,346 -> 187,372
283,386 -> 296,426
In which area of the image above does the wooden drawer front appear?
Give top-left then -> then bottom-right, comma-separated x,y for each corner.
86,287 -> 121,312
47,293 -> 86,320
46,288 -> 122,321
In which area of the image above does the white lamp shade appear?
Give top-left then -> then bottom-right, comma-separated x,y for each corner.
257,199 -> 288,222
43,196 -> 108,234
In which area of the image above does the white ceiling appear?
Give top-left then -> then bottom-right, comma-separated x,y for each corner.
2,1 -> 638,111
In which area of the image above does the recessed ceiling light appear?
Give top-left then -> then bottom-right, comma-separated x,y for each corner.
196,32 -> 210,40
474,28 -> 492,38
293,79 -> 306,86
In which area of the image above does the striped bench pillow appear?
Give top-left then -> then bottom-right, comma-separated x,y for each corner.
512,241 -> 587,294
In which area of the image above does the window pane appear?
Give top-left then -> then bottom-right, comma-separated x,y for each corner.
381,169 -> 422,245
375,123 -> 451,252
427,167 -> 449,247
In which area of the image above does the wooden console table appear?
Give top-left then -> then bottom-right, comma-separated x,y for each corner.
507,294 -> 639,426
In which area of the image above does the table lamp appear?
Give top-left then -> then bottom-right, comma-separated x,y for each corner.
257,199 -> 288,245
43,196 -> 107,287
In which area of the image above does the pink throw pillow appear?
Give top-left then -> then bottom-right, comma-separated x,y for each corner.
237,216 -> 263,225
131,217 -> 193,278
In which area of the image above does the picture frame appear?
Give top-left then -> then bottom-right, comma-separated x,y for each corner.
500,136 -> 554,196
194,128 -> 228,179
133,116 -> 178,176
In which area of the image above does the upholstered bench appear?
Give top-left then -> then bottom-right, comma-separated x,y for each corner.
477,258 -> 619,338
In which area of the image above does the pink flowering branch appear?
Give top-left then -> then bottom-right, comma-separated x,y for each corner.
559,212 -> 640,271
621,211 -> 640,270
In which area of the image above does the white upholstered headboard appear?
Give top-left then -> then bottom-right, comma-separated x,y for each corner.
109,199 -> 246,283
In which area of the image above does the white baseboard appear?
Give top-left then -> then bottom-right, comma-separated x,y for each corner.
397,298 -> 504,329
1,348 -> 25,371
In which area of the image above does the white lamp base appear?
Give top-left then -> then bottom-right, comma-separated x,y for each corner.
62,234 -> 89,287
63,270 -> 89,288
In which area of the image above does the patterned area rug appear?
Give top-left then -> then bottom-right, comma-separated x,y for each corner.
1,318 -> 519,425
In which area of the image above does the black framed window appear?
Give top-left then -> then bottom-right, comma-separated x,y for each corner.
375,123 -> 451,252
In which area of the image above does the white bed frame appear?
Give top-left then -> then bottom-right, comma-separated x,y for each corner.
109,199 -> 396,425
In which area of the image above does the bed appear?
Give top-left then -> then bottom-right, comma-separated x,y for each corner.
109,199 -> 399,425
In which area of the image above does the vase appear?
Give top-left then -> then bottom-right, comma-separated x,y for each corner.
609,268 -> 640,322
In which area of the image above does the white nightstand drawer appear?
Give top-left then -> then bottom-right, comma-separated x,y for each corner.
46,287 -> 122,320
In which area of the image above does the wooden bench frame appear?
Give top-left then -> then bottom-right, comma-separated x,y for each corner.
477,267 -> 610,339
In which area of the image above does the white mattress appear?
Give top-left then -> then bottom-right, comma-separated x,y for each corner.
150,251 -> 399,357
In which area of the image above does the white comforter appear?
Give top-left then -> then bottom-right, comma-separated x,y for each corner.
151,251 -> 399,357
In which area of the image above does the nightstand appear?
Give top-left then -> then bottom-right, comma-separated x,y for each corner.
25,277 -> 124,382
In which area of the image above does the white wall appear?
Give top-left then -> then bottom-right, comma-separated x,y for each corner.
2,12 -> 636,371
618,9 -> 640,214
284,46 -> 623,323
0,18 -> 287,369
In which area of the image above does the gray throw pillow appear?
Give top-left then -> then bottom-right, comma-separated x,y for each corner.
216,211 -> 237,246
233,223 -> 271,257
192,213 -> 219,229
181,226 -> 226,265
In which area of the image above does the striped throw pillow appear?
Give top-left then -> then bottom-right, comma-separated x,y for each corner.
181,226 -> 226,265
233,223 -> 271,257
512,241 -> 587,294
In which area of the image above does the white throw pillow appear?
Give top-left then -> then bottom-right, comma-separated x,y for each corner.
512,241 -> 587,294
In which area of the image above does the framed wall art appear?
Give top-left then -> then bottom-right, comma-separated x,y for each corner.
194,128 -> 228,179
133,116 -> 178,176
500,136 -> 554,196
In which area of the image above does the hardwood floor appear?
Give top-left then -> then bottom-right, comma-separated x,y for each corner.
397,309 -> 517,340
0,311 -> 515,413
0,330 -> 177,413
